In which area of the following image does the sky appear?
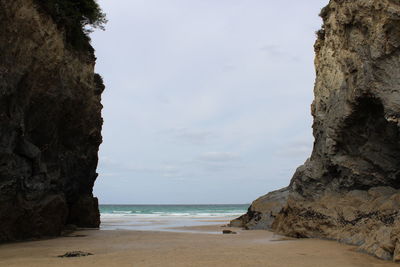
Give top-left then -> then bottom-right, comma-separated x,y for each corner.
91,0 -> 329,204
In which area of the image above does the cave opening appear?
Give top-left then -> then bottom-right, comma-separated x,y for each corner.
337,96 -> 400,189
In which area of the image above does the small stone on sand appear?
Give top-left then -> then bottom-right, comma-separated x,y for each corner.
58,251 -> 93,258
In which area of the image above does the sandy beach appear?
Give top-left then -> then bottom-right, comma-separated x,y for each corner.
0,217 -> 397,267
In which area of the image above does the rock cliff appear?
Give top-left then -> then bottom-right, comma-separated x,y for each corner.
0,0 -> 103,241
233,0 -> 400,261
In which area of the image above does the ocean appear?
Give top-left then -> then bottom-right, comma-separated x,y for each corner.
99,204 -> 249,217
99,204 -> 249,232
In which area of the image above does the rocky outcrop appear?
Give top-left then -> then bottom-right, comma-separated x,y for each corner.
230,187 -> 289,229
233,0 -> 400,261
0,0 -> 103,241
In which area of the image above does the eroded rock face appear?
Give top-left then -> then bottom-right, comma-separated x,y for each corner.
0,0 -> 103,241
233,0 -> 400,261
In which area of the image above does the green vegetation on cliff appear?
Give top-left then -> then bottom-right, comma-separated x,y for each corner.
36,0 -> 107,51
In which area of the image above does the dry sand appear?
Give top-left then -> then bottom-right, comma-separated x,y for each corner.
0,224 -> 397,267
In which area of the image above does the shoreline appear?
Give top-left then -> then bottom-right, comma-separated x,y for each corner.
99,214 -> 238,232
0,218 -> 397,266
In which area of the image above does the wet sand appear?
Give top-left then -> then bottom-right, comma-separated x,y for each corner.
0,229 -> 398,267
0,219 -> 397,267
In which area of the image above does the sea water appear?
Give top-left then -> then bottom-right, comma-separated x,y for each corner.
99,204 -> 249,232
100,204 -> 248,217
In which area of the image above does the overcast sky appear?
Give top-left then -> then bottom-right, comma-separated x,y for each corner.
91,0 -> 329,204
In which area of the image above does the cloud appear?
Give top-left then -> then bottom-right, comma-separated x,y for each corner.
162,127 -> 217,145
100,172 -> 121,177
260,44 -> 303,63
160,165 -> 181,177
99,156 -> 116,165
98,160 -> 187,181
194,152 -> 243,172
198,152 -> 239,162
222,65 -> 236,72
275,141 -> 312,158
260,44 -> 283,57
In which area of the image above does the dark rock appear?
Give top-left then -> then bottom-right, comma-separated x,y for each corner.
58,251 -> 93,258
0,0 -> 103,242
230,187 -> 289,230
61,224 -> 77,236
222,230 -> 237,234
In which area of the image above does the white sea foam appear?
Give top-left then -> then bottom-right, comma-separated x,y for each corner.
100,212 -> 242,219
112,210 -> 132,214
